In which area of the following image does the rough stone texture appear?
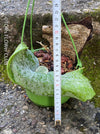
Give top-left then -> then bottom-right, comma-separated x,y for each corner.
0,14 -> 100,63
0,0 -> 100,61
0,14 -> 44,61
0,82 -> 100,134
0,0 -> 100,15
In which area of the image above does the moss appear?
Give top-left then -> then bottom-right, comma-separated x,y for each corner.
7,105 -> 14,111
91,9 -> 100,22
0,33 -> 5,61
1,108 -> 5,113
63,9 -> 100,23
83,8 -> 100,22
0,61 -> 13,84
80,35 -> 100,107
62,13 -> 81,23
1,105 -> 14,113
15,14 -> 44,49
42,13 -> 52,25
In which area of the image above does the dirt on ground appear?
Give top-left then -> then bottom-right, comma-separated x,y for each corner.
0,82 -> 100,134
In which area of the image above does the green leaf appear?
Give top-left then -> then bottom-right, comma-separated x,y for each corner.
7,43 -> 95,102
36,66 -> 48,74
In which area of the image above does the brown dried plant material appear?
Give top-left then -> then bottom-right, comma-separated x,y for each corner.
34,50 -> 74,74
42,17 -> 92,63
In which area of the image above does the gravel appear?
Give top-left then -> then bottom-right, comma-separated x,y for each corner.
0,0 -> 100,16
0,82 -> 100,134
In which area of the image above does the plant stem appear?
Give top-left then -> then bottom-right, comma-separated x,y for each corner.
30,0 -> 35,52
21,0 -> 31,43
61,13 -> 82,68
33,48 -> 45,52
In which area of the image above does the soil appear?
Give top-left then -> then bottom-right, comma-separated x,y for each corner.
0,82 -> 100,134
34,50 -> 74,74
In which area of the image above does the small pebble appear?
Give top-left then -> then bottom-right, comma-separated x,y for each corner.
32,120 -> 37,126
3,128 -> 13,134
12,84 -> 17,90
65,126 -> 70,130
21,91 -> 25,94
83,128 -> 88,131
40,128 -> 46,134
74,105 -> 78,109
23,105 -> 28,111
12,128 -> 17,133
93,61 -> 96,65
47,107 -> 50,110
39,121 -> 45,125
20,110 -> 26,115
43,125 -> 46,128
22,118 -> 26,121
6,84 -> 9,87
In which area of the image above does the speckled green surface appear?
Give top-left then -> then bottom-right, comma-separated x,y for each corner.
80,35 -> 100,107
6,42 -> 95,107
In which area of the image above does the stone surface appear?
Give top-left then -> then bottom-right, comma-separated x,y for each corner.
22,105 -> 29,111
0,0 -> 100,62
0,82 -> 100,134
0,0 -> 100,16
1,128 -> 13,134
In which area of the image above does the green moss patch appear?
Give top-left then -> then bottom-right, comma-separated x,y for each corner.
0,61 -> 12,84
80,35 -> 100,107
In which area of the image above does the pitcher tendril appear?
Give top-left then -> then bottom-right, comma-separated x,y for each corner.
21,0 -> 31,43
30,0 -> 35,52
61,13 -> 82,68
